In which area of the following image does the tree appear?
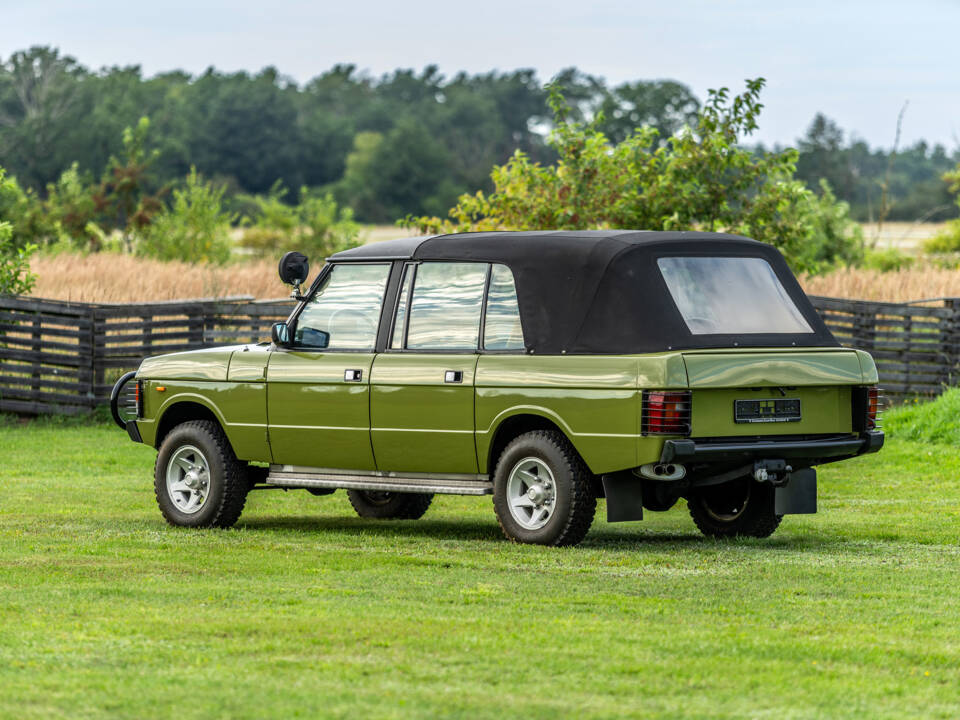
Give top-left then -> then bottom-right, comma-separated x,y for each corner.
185,68 -> 303,194
795,114 -> 856,202
596,80 -> 700,144
94,116 -> 167,251
334,120 -> 452,222
0,47 -> 86,190
405,79 -> 862,274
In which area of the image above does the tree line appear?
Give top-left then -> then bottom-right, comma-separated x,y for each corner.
1,46 -> 956,226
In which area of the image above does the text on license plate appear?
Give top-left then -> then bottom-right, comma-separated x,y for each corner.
734,398 -> 801,424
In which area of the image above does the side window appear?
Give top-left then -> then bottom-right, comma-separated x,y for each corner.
390,264 -> 415,350
405,263 -> 487,351
294,263 -> 390,350
483,264 -> 525,351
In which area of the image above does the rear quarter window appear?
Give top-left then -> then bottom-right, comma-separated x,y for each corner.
657,256 -> 813,335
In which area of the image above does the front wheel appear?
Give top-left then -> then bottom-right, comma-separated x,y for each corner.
154,420 -> 250,528
492,430 -> 596,546
688,476 -> 782,538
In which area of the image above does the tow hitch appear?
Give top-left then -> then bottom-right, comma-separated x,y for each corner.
690,459 -> 817,515
753,460 -> 790,486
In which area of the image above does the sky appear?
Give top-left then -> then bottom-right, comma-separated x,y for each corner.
3,0 -> 959,150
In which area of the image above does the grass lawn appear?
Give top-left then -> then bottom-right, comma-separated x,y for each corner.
1,419 -> 958,719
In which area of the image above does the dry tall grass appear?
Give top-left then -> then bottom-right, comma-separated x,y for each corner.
799,267 -> 960,302
29,250 -> 960,305
31,253 -> 293,303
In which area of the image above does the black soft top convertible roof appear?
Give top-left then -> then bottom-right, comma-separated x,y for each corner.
330,230 -> 838,354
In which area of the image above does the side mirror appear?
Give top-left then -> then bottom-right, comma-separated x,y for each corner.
271,322 -> 291,347
278,251 -> 310,299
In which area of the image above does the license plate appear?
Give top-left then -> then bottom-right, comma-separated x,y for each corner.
734,398 -> 801,424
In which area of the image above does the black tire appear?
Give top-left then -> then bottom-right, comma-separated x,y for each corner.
688,476 -> 783,538
346,490 -> 433,519
154,420 -> 251,528
492,430 -> 596,547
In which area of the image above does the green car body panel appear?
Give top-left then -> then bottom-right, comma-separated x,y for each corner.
132,344 -> 879,475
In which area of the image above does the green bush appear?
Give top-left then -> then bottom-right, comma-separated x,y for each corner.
137,168 -> 234,264
861,247 -> 915,272
0,171 -> 51,249
239,182 -> 360,260
405,79 -> 863,275
44,163 -> 101,250
0,168 -> 38,295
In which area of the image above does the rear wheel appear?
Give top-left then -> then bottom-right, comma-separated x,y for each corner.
688,476 -> 782,538
154,420 -> 250,528
492,430 -> 596,546
346,490 -> 433,519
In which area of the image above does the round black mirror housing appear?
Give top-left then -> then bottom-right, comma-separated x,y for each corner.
271,322 -> 291,347
278,251 -> 309,286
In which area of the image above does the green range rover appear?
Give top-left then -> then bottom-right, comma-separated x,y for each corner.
111,231 -> 883,546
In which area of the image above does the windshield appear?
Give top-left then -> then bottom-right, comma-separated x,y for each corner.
657,256 -> 813,335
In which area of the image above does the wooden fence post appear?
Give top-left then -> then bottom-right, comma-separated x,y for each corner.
942,299 -> 960,388
92,309 -> 104,407
31,314 -> 42,396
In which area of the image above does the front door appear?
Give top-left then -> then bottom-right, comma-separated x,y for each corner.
267,262 -> 391,470
370,262 -> 488,474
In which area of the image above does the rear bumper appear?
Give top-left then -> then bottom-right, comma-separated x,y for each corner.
661,431 -> 884,465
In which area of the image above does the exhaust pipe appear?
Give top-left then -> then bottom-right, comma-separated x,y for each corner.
638,463 -> 686,481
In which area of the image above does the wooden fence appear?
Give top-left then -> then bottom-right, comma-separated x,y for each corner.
807,295 -> 960,397
1,293 -> 959,415
0,295 -> 292,415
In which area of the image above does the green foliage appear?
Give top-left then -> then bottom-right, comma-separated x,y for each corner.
0,170 -> 50,248
771,179 -> 865,273
43,163 -> 101,250
137,168 -> 234,264
406,80 -> 863,274
332,120 -> 456,223
0,220 -> 36,295
883,387 -> 960,445
0,168 -> 36,294
96,116 -> 167,250
2,47 -> 957,225
923,164 -> 960,253
861,247 -> 915,272
240,182 -> 360,259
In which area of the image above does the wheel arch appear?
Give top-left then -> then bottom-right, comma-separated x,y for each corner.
154,396 -> 228,450
483,409 -> 591,475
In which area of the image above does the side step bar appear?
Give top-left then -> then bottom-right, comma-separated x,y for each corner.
265,465 -> 493,496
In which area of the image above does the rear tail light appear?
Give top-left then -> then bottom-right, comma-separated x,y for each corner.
852,385 -> 883,432
135,380 -> 144,419
641,390 -> 692,436
867,386 -> 882,430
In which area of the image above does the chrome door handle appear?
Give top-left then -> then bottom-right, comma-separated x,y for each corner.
444,370 -> 463,383
344,369 -> 363,382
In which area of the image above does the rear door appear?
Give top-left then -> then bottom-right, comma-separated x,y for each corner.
369,262 -> 487,474
267,262 -> 391,470
682,349 -> 864,437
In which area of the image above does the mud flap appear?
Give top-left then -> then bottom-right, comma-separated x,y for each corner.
601,474 -> 644,522
775,468 -> 817,515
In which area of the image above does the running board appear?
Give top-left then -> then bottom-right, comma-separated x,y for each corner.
265,465 -> 493,496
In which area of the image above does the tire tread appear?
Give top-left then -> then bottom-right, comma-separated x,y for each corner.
494,429 -> 596,547
153,420 -> 249,529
